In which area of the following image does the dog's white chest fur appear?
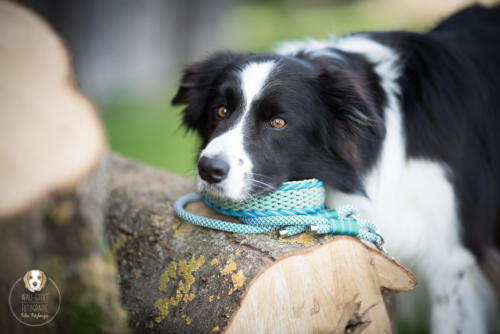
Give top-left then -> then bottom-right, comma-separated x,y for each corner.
325,156 -> 461,268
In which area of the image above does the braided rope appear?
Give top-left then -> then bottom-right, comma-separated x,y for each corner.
174,179 -> 384,248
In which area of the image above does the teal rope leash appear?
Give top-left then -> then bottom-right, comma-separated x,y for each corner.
174,179 -> 385,249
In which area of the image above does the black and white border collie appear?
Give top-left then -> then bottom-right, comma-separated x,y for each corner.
173,5 -> 500,333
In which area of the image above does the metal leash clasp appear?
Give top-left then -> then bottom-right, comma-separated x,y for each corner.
374,232 -> 387,254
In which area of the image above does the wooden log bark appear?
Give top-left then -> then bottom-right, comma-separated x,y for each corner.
0,3 -> 127,332
106,154 -> 417,334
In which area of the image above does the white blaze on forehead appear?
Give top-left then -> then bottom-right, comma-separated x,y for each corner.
240,61 -> 275,109
198,60 -> 275,200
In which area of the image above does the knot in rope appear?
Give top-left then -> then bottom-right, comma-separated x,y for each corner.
174,179 -> 384,248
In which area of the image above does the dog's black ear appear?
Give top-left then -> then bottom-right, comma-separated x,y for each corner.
317,68 -> 385,139
313,65 -> 386,166
172,52 -> 240,133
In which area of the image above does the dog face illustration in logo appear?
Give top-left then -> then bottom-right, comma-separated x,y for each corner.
23,270 -> 47,293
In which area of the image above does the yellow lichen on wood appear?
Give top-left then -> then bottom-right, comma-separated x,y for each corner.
111,234 -> 128,253
212,326 -> 220,332
235,249 -> 241,256
221,256 -> 237,275
154,255 -> 205,322
151,214 -> 164,227
177,255 -> 205,294
217,295 -> 220,300
183,292 -> 195,302
282,233 -> 317,247
209,295 -> 214,303
220,256 -> 245,294
134,268 -> 142,278
154,298 -> 169,323
159,262 -> 177,291
185,317 -> 192,325
229,269 -> 245,295
210,258 -> 219,265
149,321 -> 154,328
173,218 -> 192,238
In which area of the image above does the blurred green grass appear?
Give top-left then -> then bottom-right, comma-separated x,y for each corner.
102,94 -> 200,178
102,2 -> 428,176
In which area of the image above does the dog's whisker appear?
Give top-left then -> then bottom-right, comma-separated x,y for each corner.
248,178 -> 276,191
248,172 -> 273,180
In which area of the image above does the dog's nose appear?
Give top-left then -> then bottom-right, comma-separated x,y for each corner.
33,282 -> 37,286
198,155 -> 230,184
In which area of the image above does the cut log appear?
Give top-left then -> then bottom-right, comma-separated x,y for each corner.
106,154 -> 417,334
0,2 -> 126,332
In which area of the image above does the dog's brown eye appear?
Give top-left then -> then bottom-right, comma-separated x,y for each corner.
217,106 -> 229,119
271,117 -> 287,129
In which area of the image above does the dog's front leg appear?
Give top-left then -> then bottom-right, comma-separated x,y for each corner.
426,246 -> 488,334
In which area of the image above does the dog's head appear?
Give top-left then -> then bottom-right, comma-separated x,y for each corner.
173,51 -> 386,200
23,269 -> 47,292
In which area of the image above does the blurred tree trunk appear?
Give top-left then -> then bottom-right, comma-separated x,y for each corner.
0,3 -> 127,331
0,159 -> 129,334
